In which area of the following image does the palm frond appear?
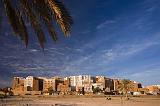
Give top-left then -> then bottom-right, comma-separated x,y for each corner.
20,15 -> 29,47
47,0 -> 73,37
3,0 -> 28,47
31,0 -> 58,41
19,0 -> 46,48
44,19 -> 58,41
3,0 -> 73,48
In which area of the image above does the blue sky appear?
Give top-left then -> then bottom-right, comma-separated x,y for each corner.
0,0 -> 160,87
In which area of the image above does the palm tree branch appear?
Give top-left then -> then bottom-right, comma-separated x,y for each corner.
31,0 -> 58,41
19,0 -> 46,48
3,0 -> 28,47
47,0 -> 73,37
3,0 -> 73,48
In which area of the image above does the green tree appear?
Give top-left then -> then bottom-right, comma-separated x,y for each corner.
48,87 -> 55,95
92,87 -> 101,94
118,79 -> 132,99
3,0 -> 73,48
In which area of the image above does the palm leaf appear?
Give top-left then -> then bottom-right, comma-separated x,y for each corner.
31,0 -> 58,41
20,15 -> 29,47
19,0 -> 46,48
3,0 -> 73,48
3,0 -> 28,47
44,19 -> 58,41
47,0 -> 73,37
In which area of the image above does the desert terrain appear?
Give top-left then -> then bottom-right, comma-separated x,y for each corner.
0,95 -> 160,106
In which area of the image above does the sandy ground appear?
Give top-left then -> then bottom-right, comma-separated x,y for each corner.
0,96 -> 160,106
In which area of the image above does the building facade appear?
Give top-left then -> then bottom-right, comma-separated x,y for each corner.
12,77 -> 25,95
43,78 -> 56,92
70,75 -> 95,91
